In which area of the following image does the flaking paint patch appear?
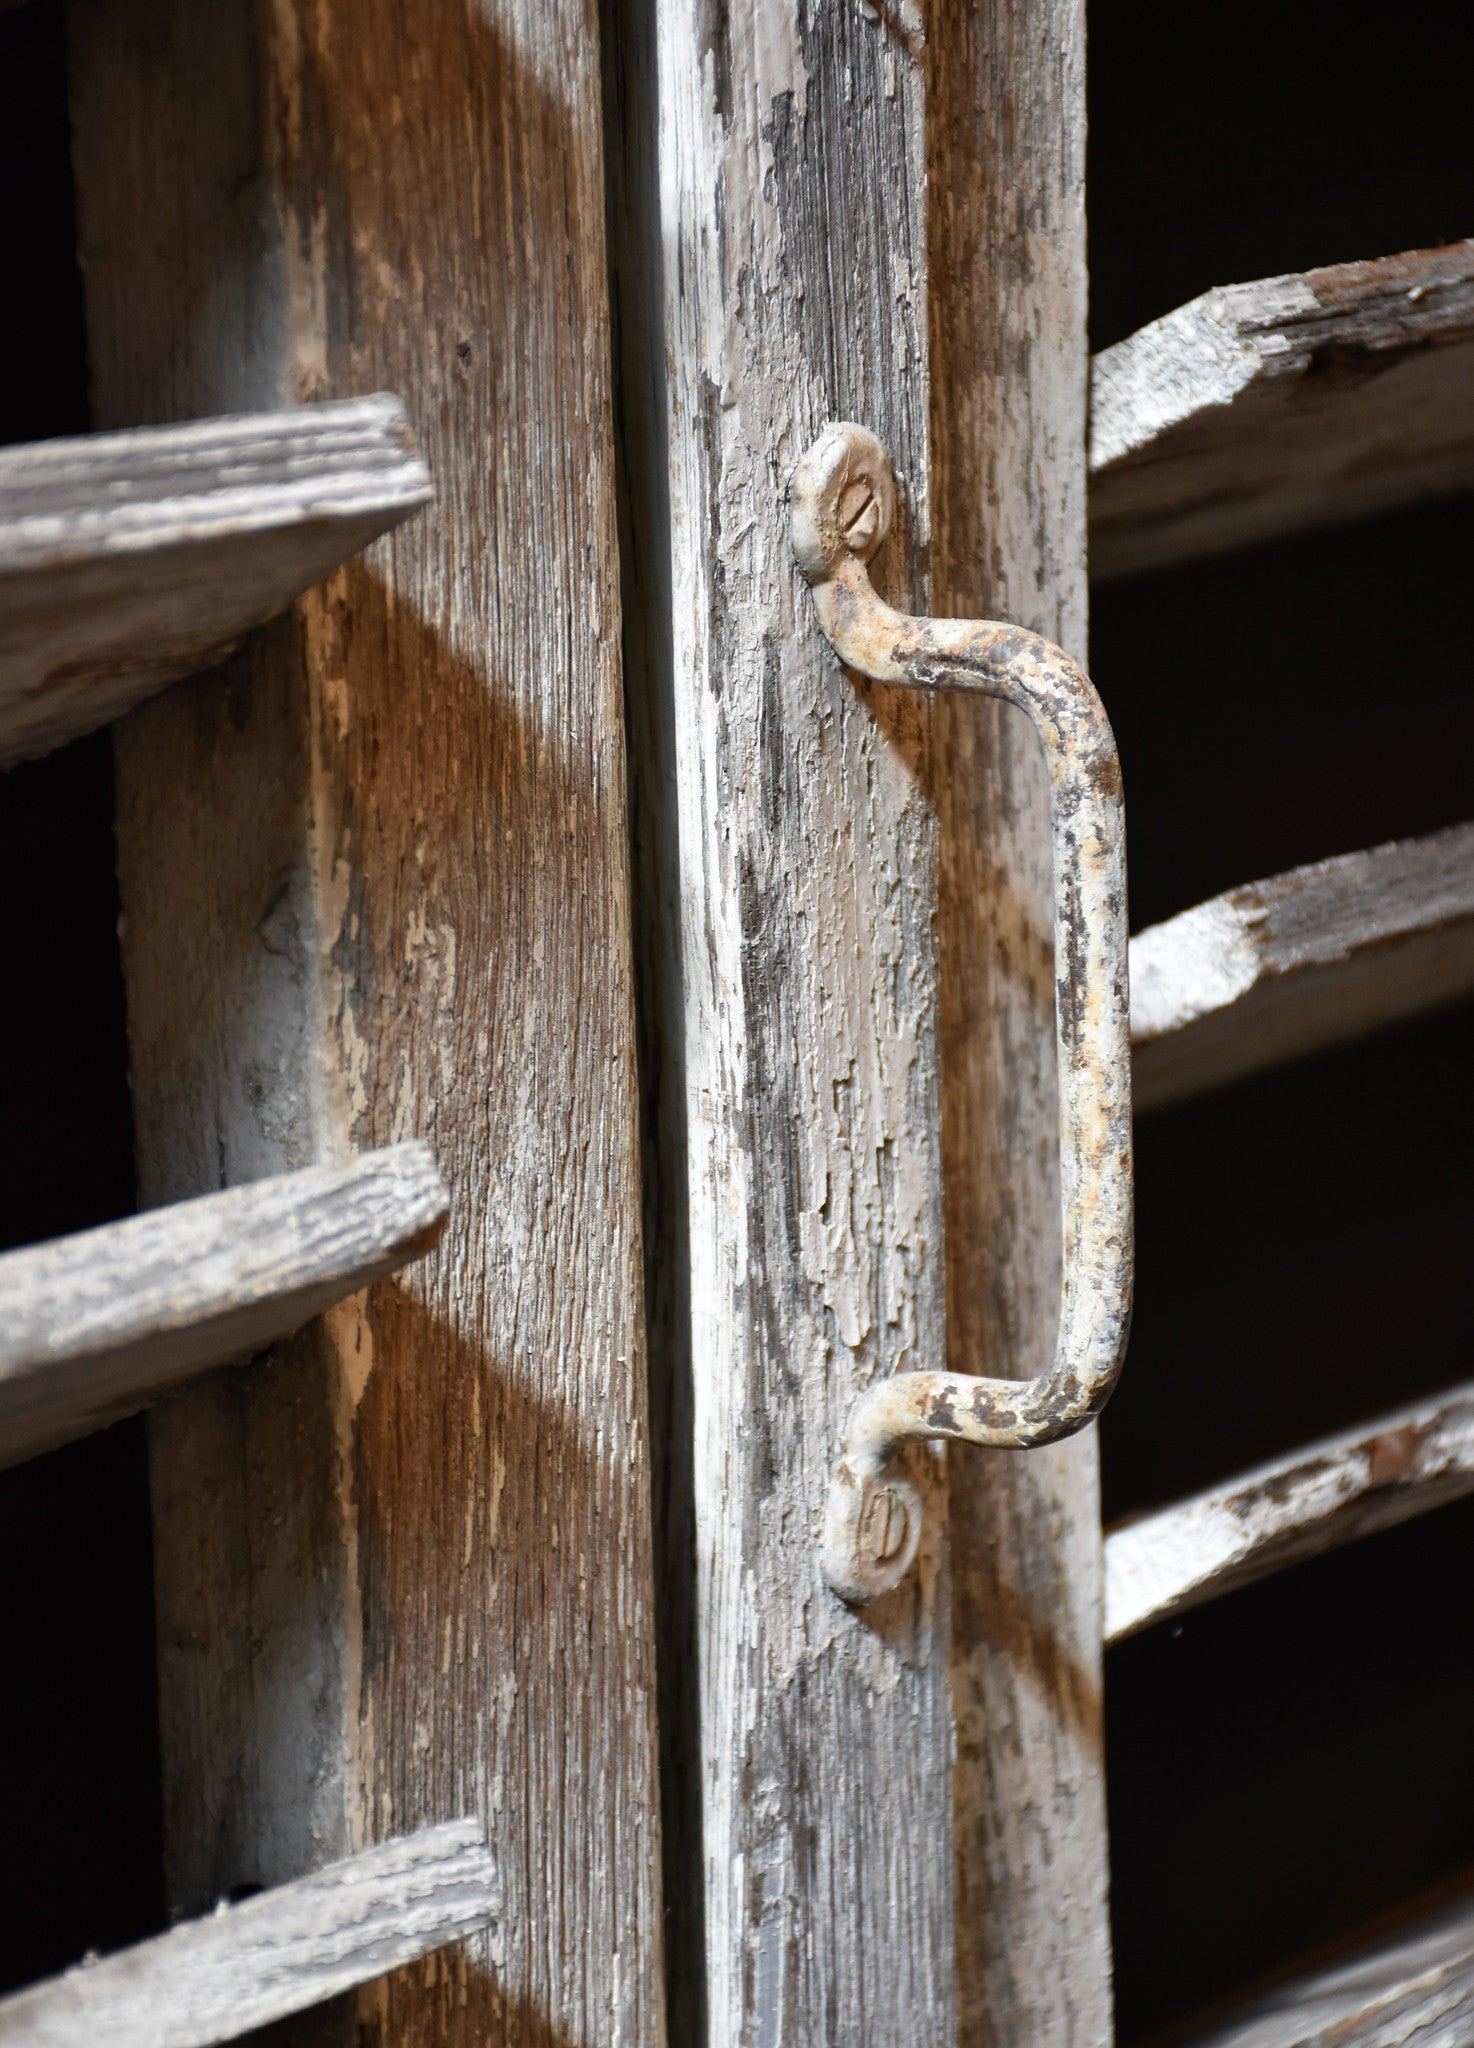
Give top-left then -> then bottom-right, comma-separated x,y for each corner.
748,1830 -> 790,2048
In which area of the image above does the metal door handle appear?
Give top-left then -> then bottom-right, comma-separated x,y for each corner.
789,423 -> 1134,1604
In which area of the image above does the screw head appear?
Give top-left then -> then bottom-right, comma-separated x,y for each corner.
860,1482 -> 911,1566
789,422 -> 896,583
822,1458 -> 923,1604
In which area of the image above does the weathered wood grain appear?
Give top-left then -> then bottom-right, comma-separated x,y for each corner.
0,398 -> 429,765
1105,1382 -> 1474,1643
928,3 -> 1114,2045
67,3 -> 666,2044
654,6 -> 955,2041
1088,239 -> 1474,579
0,1143 -> 446,1469
0,1819 -> 497,2048
1131,821 -> 1474,1112
1179,1885 -> 1474,2048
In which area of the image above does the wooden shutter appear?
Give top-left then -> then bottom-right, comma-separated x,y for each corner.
7,5 -> 1465,2044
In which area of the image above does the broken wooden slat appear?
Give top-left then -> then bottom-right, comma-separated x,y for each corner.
1130,821 -> 1474,1113
0,1818 -> 497,2048
0,1142 -> 447,1468
1088,239 -> 1474,580
0,394 -> 430,764
1178,1885 -> 1474,2048
1105,1381 -> 1474,1644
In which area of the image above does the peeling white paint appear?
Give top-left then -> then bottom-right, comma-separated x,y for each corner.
1129,893 -> 1263,1040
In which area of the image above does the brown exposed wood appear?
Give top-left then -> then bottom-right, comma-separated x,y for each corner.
0,1820 -> 497,2048
0,398 -> 429,766
1131,821 -> 1474,1112
0,1144 -> 446,1470
1178,1884 -> 1474,2048
65,4 -> 666,2044
652,7 -> 955,2041
928,3 -> 1114,2044
1089,240 -> 1474,579
1105,1381 -> 1474,1643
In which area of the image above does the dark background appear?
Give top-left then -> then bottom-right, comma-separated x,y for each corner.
1,0 -> 1471,2032
0,0 -> 164,1997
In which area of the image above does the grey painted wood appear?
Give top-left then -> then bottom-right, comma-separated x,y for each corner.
67,4 -> 667,2043
0,1820 -> 497,2048
0,1144 -> 446,1469
653,7 -> 954,2041
927,3 -> 1114,2043
1131,821 -> 1474,1111
1089,240 -> 1474,579
1180,1886 -> 1474,2048
1105,1381 -> 1474,1643
0,397 -> 430,765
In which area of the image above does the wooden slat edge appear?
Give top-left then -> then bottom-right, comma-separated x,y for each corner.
1130,821 -> 1474,1112
0,394 -> 431,765
1104,1381 -> 1474,1643
0,394 -> 431,554
1088,239 -> 1474,579
0,1141 -> 448,1466
0,1818 -> 498,2048
1178,1883 -> 1474,2048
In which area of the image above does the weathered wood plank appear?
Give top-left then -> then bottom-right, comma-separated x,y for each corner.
0,1144 -> 446,1470
654,7 -> 954,2041
1089,240 -> 1474,579
67,4 -> 667,2043
928,3 -> 1114,2044
1179,1886 -> 1474,2048
1105,1382 -> 1474,1644
1131,821 -> 1474,1112
0,398 -> 429,765
0,1819 -> 497,2048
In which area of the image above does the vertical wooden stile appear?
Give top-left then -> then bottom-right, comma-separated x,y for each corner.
652,6 -> 956,2043
64,4 -> 667,2045
929,4 -> 1114,2046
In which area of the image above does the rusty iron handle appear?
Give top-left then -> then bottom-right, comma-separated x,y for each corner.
789,422 -> 1134,1604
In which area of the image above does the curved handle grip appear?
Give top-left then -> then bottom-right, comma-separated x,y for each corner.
790,423 -> 1134,1604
